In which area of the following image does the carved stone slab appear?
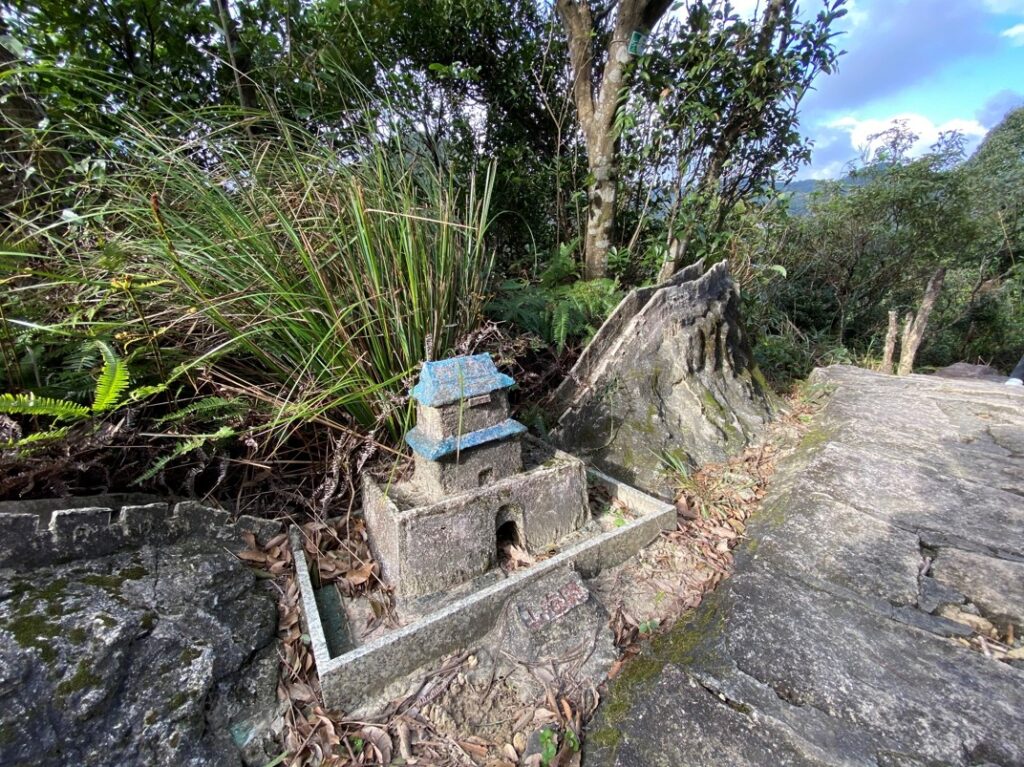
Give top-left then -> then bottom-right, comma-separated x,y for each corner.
517,577 -> 590,631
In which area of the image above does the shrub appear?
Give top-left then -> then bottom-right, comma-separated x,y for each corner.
3,69 -> 496,443
486,242 -> 622,351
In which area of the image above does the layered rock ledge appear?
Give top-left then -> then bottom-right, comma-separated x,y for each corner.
585,365 -> 1024,766
552,260 -> 773,501
0,498 -> 282,767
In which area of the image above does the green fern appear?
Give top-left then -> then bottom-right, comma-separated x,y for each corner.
0,392 -> 90,419
155,396 -> 245,427
551,302 -> 571,351
539,240 -> 580,287
0,342 -> 162,441
487,276 -> 621,352
128,383 -> 169,401
3,427 -> 71,453
62,340 -> 102,374
133,425 -> 236,484
92,341 -> 131,413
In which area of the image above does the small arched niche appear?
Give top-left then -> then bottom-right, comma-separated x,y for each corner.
495,503 -> 524,562
496,519 -> 520,550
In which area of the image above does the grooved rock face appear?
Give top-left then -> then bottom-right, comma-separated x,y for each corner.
0,537 -> 280,767
553,261 -> 773,499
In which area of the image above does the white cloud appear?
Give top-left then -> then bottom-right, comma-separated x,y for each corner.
805,160 -> 851,180
828,112 -> 987,161
1001,23 -> 1024,44
837,0 -> 870,29
982,0 -> 1024,14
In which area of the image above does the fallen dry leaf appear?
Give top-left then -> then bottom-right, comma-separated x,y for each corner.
533,707 -> 559,725
361,725 -> 392,765
237,548 -> 268,564
345,560 -> 376,587
459,739 -> 489,758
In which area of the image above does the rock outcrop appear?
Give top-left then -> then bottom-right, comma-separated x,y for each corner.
585,366 -> 1024,767
0,497 -> 282,767
551,260 -> 773,499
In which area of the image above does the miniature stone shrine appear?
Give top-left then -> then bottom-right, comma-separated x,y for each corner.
363,353 -> 592,599
290,352 -> 676,708
404,353 -> 526,497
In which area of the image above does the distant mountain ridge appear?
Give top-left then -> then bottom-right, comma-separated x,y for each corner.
779,174 -> 869,215
779,178 -> 824,215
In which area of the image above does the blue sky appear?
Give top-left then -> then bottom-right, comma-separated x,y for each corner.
731,0 -> 1024,178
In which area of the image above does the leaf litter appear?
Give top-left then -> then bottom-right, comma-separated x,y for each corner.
236,388 -> 826,765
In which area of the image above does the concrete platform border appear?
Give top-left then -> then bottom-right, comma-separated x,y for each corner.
291,468 -> 675,708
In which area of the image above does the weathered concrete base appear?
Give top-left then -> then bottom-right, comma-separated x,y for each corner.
364,438 -> 590,598
0,494 -> 279,569
585,366 -> 1024,767
293,468 -> 674,709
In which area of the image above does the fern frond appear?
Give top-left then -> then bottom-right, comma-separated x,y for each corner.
155,396 -> 245,426
0,392 -> 90,419
3,427 -> 71,453
486,275 -> 621,351
128,383 -> 169,401
63,340 -> 101,373
539,244 -> 579,287
92,341 -> 131,413
133,426 -> 235,484
552,303 -> 571,351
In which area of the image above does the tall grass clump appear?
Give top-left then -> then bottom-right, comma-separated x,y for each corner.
2,65 -> 496,444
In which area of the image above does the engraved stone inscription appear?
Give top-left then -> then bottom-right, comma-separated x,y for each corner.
518,579 -> 589,630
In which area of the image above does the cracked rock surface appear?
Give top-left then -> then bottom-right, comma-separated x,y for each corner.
585,365 -> 1024,766
0,534 -> 280,767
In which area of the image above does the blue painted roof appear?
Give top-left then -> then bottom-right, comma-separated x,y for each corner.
410,353 -> 515,407
406,418 -> 526,460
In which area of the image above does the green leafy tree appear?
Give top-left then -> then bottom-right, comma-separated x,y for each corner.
750,121 -> 1022,381
627,0 -> 845,282
556,0 -> 845,281
2,0 -> 221,119
961,107 -> 1024,273
779,127 -> 974,345
930,107 -> 1024,367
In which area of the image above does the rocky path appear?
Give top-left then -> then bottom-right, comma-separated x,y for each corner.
585,365 -> 1024,766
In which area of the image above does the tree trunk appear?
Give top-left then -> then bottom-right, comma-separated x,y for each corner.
656,237 -> 685,284
585,149 -> 617,279
556,0 -> 673,279
211,0 -> 257,113
898,311 -> 914,370
897,268 -> 946,376
880,310 -> 898,373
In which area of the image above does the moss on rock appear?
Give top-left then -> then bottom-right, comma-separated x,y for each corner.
56,659 -> 100,699
588,591 -> 732,755
79,563 -> 148,592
